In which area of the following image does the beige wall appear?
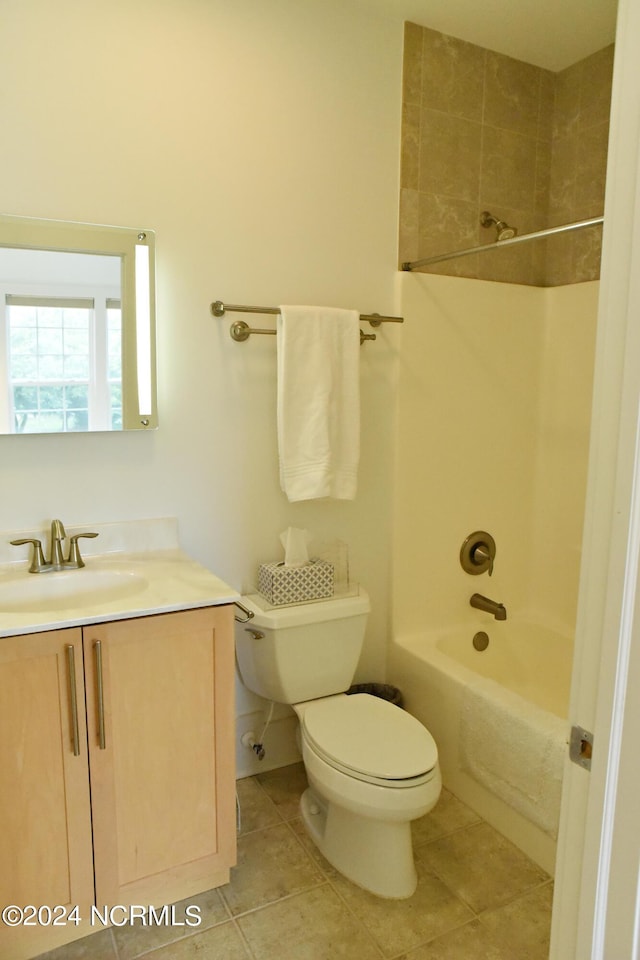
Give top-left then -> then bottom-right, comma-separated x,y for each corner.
393,274 -> 598,638
0,0 -> 406,775
399,23 -> 613,285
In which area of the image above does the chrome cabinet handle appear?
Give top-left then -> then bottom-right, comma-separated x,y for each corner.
94,640 -> 106,750
65,644 -> 80,757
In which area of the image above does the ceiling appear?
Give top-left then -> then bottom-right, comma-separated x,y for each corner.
372,0 -> 618,71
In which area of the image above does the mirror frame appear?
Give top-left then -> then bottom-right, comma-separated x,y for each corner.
0,214 -> 157,433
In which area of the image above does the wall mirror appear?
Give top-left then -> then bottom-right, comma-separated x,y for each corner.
0,214 -> 157,434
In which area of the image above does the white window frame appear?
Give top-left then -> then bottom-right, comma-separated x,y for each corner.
0,281 -> 121,433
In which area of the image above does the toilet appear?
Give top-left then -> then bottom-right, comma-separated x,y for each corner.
235,588 -> 441,899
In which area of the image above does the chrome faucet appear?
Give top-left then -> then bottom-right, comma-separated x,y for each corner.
470,593 -> 507,621
10,520 -> 99,573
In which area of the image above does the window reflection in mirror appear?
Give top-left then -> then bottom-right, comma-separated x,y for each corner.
0,215 -> 157,434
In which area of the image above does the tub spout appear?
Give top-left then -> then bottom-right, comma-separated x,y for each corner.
470,593 -> 507,620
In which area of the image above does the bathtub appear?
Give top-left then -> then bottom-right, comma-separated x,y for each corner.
388,622 -> 573,875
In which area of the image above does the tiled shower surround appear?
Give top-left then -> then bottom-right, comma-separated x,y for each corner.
399,23 -> 614,285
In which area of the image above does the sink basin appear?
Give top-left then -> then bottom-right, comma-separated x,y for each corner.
0,568 -> 149,613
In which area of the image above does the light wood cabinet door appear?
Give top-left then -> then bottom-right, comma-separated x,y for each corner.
84,606 -> 236,907
0,628 -> 94,959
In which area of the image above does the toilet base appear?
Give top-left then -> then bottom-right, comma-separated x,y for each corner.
300,787 -> 418,899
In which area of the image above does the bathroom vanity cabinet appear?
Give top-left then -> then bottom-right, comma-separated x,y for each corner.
0,604 -> 236,960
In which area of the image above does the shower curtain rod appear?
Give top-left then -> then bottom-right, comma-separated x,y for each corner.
401,215 -> 604,272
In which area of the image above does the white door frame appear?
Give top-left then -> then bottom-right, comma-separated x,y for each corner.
551,0 -> 640,954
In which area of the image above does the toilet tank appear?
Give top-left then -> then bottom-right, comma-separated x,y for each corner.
235,589 -> 370,704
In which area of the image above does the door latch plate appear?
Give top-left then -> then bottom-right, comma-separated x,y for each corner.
570,725 -> 593,770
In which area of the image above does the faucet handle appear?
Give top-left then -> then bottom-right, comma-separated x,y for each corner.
471,543 -> 494,576
10,538 -> 50,573
460,531 -> 496,577
66,532 -> 99,568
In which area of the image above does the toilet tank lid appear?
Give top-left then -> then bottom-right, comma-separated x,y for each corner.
240,588 -> 370,629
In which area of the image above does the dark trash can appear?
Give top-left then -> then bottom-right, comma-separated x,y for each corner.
346,682 -> 404,708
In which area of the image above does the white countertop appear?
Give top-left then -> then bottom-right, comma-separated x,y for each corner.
0,518 -> 239,637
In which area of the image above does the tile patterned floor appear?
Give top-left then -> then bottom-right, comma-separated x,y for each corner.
37,763 -> 553,960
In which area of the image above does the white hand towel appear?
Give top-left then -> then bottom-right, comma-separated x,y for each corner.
277,305 -> 360,502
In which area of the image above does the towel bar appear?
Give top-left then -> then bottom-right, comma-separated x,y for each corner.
211,300 -> 402,344
227,319 -> 376,344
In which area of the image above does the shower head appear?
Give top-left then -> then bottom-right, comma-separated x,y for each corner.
480,210 -> 517,241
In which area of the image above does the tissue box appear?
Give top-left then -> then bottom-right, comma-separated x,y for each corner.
257,559 -> 334,605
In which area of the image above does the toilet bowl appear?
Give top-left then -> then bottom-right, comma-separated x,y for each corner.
234,589 -> 442,898
295,693 -> 441,898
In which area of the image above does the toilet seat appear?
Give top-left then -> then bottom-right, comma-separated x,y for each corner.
300,693 -> 438,788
